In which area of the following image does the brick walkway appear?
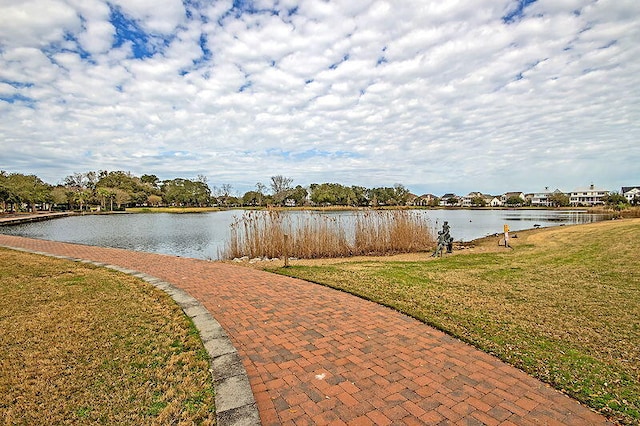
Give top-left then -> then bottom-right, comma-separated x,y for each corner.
0,235 -> 611,425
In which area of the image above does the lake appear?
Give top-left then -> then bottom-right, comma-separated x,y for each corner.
0,209 -> 607,260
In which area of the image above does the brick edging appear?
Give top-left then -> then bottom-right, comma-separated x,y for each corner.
1,245 -> 260,426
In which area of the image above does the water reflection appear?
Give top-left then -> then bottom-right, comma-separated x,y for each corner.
1,209 -> 608,260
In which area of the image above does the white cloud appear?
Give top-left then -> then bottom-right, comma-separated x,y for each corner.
0,0 -> 80,47
0,0 -> 639,195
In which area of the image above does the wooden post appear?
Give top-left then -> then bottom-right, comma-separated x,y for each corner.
284,234 -> 289,267
503,224 -> 510,248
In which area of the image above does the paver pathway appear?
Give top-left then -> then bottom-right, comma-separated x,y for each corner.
1,235 -> 611,425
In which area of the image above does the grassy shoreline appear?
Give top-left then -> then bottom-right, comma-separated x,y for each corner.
0,249 -> 216,424
265,218 -> 640,424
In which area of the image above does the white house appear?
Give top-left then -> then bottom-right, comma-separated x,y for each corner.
569,184 -> 609,206
531,188 -> 566,207
461,192 -> 484,207
501,192 -> 526,206
485,196 -> 503,207
439,193 -> 460,206
412,194 -> 437,206
622,186 -> 640,204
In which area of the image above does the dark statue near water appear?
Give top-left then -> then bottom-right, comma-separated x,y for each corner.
432,221 -> 453,257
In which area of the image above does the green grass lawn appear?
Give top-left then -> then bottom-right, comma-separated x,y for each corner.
0,249 -> 216,424
268,219 -> 640,425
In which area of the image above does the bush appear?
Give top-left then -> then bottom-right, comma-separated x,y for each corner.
222,209 -> 436,259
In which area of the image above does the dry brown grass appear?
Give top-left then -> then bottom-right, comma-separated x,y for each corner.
267,218 -> 640,424
222,209 -> 435,259
589,205 -> 640,218
0,249 -> 215,425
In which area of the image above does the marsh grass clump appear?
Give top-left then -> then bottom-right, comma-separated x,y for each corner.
353,209 -> 435,255
223,209 -> 436,259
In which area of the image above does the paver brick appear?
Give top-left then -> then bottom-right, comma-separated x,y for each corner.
0,235 -> 613,426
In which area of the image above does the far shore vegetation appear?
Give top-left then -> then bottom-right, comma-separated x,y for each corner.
2,170 -> 638,215
0,249 -> 216,424
263,218 -> 640,425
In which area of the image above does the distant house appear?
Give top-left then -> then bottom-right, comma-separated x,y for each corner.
569,184 -> 609,206
485,196 -> 503,207
531,187 -> 566,207
440,193 -> 460,206
461,192 -> 485,207
622,186 -> 640,204
524,193 -> 534,205
412,193 -> 437,206
501,192 -> 526,206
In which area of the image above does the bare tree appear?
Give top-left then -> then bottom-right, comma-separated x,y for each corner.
255,182 -> 267,206
220,183 -> 233,206
270,175 -> 293,205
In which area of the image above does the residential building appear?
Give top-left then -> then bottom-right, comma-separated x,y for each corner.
461,192 -> 485,207
501,192 -> 526,206
531,187 -> 566,207
412,193 -> 437,206
622,186 -> 640,204
569,184 -> 609,206
524,193 -> 534,205
439,193 -> 460,206
484,196 -> 503,207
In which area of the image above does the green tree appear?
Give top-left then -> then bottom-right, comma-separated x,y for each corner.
147,194 -> 162,207
140,174 -> 160,189
369,187 -> 395,206
50,186 -> 69,210
310,183 -> 337,206
96,171 -> 152,206
309,183 -> 358,206
96,187 -> 114,211
6,173 -> 50,212
73,189 -> 92,212
446,196 -> 459,206
0,171 -> 18,212
470,196 -> 486,207
351,186 -> 369,206
289,185 -> 308,206
112,188 -> 131,209
547,192 -> 570,207
242,191 -> 261,206
603,193 -> 628,206
64,172 -> 98,210
161,178 -> 211,207
505,196 -> 523,207
392,184 -> 410,206
603,193 -> 628,211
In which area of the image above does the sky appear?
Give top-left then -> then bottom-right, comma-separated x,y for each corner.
1,0 -> 639,197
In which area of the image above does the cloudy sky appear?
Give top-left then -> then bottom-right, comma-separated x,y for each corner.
1,0 -> 638,196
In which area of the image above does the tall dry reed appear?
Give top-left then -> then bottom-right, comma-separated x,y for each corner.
353,210 -> 435,255
222,209 -> 436,259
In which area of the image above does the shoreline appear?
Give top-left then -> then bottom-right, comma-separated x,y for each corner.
0,212 -> 74,226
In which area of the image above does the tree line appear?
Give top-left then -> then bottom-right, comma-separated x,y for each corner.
0,170 -> 413,212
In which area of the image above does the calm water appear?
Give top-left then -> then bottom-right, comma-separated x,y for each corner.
1,209 -> 607,260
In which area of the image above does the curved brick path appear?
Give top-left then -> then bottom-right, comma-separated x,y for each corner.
1,235 -> 610,425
